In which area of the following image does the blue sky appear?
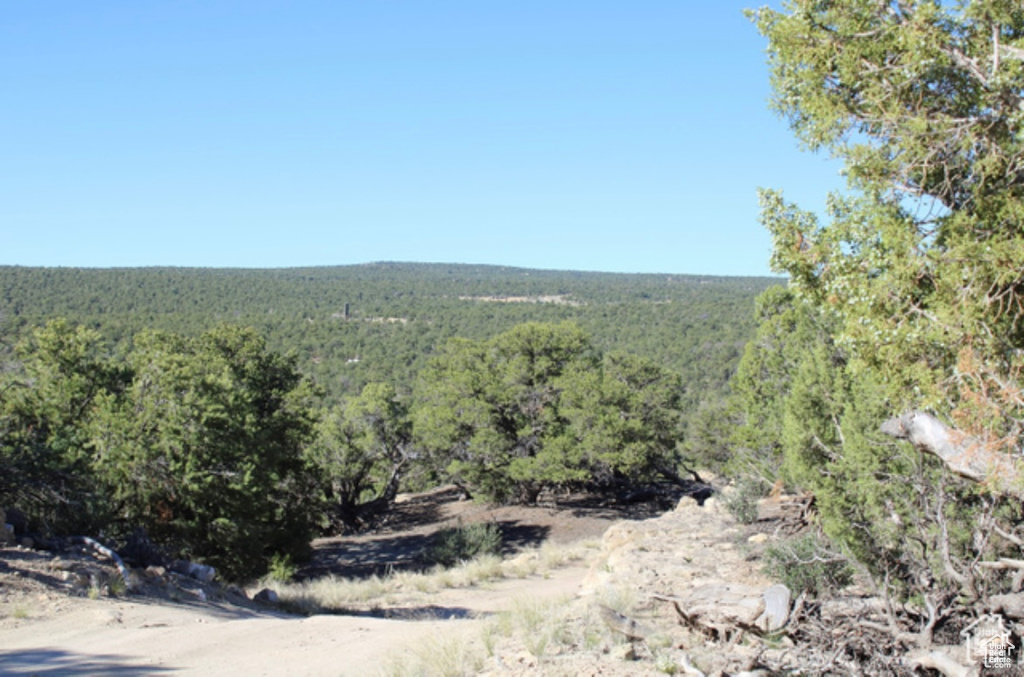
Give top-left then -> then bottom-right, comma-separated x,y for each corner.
2,2 -> 842,276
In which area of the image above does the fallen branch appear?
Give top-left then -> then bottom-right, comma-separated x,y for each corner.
70,535 -> 134,591
988,592 -> 1024,620
904,646 -> 976,677
977,558 -> 1024,571
598,604 -> 653,641
880,412 -> 1024,498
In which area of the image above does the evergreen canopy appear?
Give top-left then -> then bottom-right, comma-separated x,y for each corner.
752,0 -> 1024,493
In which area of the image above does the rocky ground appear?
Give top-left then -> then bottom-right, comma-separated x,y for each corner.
0,485 -> 800,676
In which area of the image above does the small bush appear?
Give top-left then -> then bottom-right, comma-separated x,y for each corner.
723,476 -> 767,524
426,522 -> 502,567
267,553 -> 297,583
108,574 -> 128,597
763,531 -> 853,597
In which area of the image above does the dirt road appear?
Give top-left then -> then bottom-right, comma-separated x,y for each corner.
0,565 -> 589,676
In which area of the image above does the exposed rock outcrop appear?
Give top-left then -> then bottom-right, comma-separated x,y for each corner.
563,494 -> 802,674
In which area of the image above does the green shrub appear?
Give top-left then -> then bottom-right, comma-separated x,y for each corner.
425,522 -> 502,567
267,553 -> 297,583
763,531 -> 852,597
723,476 -> 767,524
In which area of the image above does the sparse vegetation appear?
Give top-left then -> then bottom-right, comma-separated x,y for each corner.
721,477 -> 766,525
107,574 -> 128,597
382,629 -> 485,677
653,651 -> 680,675
762,531 -> 853,598
266,554 -> 297,583
424,522 -> 502,567
267,540 -> 591,616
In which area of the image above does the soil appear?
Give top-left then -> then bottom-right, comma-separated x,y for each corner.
302,485 -> 668,580
0,486 -> 687,676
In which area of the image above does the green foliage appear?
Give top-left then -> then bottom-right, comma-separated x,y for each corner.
560,350 -> 686,485
729,290 -> 999,593
425,521 -> 503,568
0,320 -> 126,533
0,320 -> 323,580
763,531 -> 853,597
414,322 -> 686,503
684,396 -> 742,473
306,382 -> 413,531
0,263 -> 773,438
750,0 -> 1024,454
108,574 -> 128,597
267,553 -> 298,583
88,325 -> 322,581
743,1 -> 1024,603
728,286 -> 836,478
414,322 -> 595,502
0,262 -> 771,580
722,477 -> 766,525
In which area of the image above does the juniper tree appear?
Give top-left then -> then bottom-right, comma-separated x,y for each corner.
413,322 -> 688,503
752,0 -> 1024,495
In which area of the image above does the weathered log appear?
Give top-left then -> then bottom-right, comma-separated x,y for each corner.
598,605 -> 654,641
653,584 -> 784,639
880,412 -> 1024,497
757,494 -> 814,525
759,584 -> 792,632
818,596 -> 888,623
904,646 -> 976,677
988,592 -> 1024,620
70,535 -> 134,591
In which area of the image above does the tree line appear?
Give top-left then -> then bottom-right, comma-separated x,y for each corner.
0,318 -> 696,581
0,263 -> 774,437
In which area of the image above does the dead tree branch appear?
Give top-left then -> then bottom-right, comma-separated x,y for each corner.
880,412 -> 1024,497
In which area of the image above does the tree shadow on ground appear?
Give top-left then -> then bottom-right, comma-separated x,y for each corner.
0,549 -> 74,589
317,605 -> 482,621
301,483 -> 708,581
379,488 -> 458,531
300,519 -> 550,580
497,521 -> 550,554
0,649 -> 175,675
300,531 -> 434,580
555,482 -> 711,520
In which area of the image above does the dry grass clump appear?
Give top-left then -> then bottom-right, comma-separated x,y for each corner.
264,539 -> 597,615
472,582 -> 686,674
476,591 -> 633,670
380,629 -> 485,677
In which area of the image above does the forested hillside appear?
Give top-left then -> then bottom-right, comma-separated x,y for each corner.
0,263 -> 776,427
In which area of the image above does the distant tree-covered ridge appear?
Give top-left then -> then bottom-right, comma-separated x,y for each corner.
0,263 -> 777,434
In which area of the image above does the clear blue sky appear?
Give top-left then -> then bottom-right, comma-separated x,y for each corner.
2,2 -> 842,276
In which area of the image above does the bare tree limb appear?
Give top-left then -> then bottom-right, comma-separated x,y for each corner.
70,535 -> 134,591
880,412 -> 1024,497
1000,44 -> 1024,61
904,646 -> 976,677
977,557 -> 1024,571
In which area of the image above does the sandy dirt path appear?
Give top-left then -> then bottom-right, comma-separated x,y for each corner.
0,566 -> 589,676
